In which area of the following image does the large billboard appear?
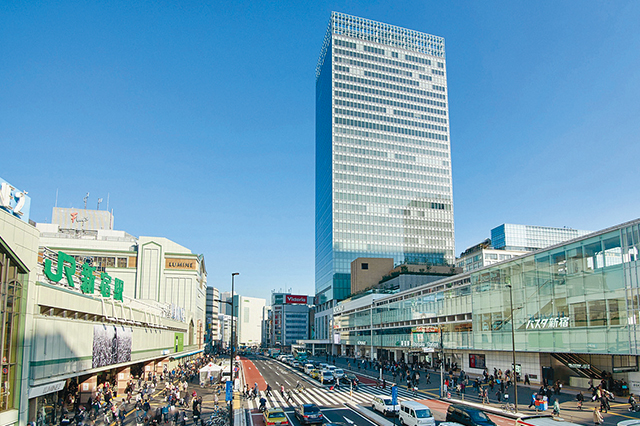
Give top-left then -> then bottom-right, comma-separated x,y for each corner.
92,325 -> 132,368
0,177 -> 31,223
285,295 -> 308,304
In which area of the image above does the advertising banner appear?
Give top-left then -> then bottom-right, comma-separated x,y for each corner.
285,295 -> 308,304
92,325 -> 132,368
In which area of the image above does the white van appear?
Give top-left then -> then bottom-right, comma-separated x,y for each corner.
399,401 -> 435,426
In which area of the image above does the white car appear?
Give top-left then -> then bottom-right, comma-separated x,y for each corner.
304,364 -> 315,375
333,368 -> 345,380
372,395 -> 399,416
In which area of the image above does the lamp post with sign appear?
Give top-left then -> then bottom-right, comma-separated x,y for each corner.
230,273 -> 239,426
216,273 -> 239,426
506,283 -> 518,413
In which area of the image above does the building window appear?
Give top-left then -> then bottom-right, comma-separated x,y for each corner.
361,263 -> 369,270
0,248 -> 26,412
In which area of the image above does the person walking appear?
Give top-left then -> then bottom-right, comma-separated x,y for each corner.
593,407 -> 604,425
577,391 -> 584,410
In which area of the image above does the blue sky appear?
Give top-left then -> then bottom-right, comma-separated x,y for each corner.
2,1 -> 640,302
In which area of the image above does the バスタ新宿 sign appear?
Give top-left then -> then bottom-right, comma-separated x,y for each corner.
285,295 -> 308,304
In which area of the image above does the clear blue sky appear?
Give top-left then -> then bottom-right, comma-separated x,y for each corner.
2,1 -> 640,302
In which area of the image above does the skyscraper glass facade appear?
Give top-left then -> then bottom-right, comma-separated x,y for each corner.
492,224 -> 593,252
315,12 -> 455,307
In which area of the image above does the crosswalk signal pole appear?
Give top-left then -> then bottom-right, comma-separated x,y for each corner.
440,326 -> 444,398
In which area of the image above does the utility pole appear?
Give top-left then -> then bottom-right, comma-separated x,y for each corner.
440,325 -> 445,398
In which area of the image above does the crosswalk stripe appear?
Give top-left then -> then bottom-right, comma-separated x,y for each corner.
244,381 -> 425,411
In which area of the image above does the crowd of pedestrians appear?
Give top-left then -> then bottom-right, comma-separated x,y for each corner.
35,353 -> 230,426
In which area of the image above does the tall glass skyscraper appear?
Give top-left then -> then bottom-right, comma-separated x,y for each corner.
315,12 -> 455,335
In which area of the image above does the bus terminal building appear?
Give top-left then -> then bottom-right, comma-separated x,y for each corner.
324,218 -> 640,390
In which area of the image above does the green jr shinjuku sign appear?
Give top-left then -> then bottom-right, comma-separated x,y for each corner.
44,250 -> 124,301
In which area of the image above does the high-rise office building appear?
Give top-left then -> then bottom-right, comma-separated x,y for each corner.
315,12 -> 454,340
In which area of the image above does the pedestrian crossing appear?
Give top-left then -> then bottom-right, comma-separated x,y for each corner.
245,383 -> 423,410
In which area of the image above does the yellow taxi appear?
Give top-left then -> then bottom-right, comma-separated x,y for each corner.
264,407 -> 289,426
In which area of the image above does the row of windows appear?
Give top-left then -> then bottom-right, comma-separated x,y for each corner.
419,74 -> 433,81
334,55 -> 413,77
334,162 -> 453,187
335,152 -> 449,175
432,85 -> 446,92
335,180 -> 450,200
335,191 -> 452,208
335,169 -> 450,190
432,69 -> 445,76
364,70 -> 419,87
335,231 -> 453,245
335,39 -> 356,49
334,211 -> 453,230
335,90 -> 446,116
393,110 -> 447,124
335,117 -> 449,141
336,127 -> 449,151
335,108 -> 448,132
335,65 -> 350,73
72,255 -> 129,271
335,81 -> 447,109
334,48 -> 425,72
405,54 -> 432,65
335,98 -> 386,113
364,45 -> 385,55
336,73 -> 447,100
335,222 -> 454,237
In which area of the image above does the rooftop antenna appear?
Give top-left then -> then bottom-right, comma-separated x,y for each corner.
83,192 -> 89,209
97,198 -> 103,210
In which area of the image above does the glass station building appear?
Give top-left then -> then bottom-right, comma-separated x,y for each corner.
331,218 -> 640,387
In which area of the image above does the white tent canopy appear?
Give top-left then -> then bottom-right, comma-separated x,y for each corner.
199,363 -> 225,384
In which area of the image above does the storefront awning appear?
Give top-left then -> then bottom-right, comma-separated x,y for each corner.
170,349 -> 204,360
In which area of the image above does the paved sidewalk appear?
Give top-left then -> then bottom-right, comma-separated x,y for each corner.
307,354 -> 640,426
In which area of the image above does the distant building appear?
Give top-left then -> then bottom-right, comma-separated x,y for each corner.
219,291 -> 233,315
262,306 -> 272,348
206,287 -> 220,348
456,225 -> 593,273
491,224 -> 592,251
456,239 -> 527,273
218,314 -> 233,348
379,263 -> 461,292
350,258 -> 394,294
234,295 -> 266,347
270,293 -> 311,347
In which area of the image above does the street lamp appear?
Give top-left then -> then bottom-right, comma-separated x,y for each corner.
506,284 -> 518,413
216,273 -> 239,426
230,273 -> 239,426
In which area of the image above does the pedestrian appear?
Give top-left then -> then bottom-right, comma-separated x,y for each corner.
524,374 -> 530,385
593,407 -> 603,425
577,391 -> 584,410
482,389 -> 490,405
